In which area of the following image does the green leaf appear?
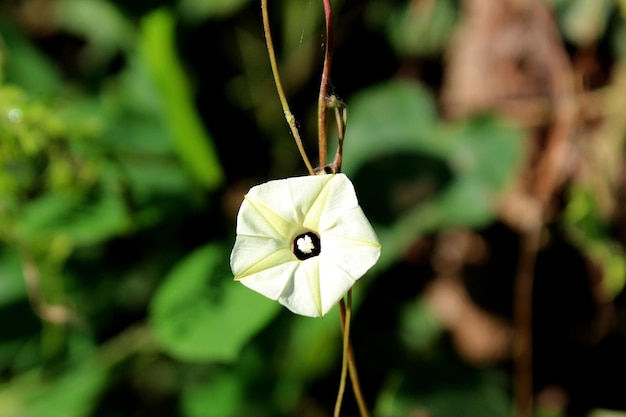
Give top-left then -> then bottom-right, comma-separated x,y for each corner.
446,115 -> 524,189
555,0 -> 613,46
399,299 -> 444,353
16,190 -> 130,247
344,81 -> 524,268
563,186 -> 626,297
178,0 -> 253,21
343,80 -> 439,175
273,309 -> 341,410
181,371 -> 242,417
588,410 -> 626,417
0,19 -> 61,95
386,0 -> 457,56
150,243 -> 281,363
351,151 -> 454,226
0,362 -> 107,417
610,15 -> 626,60
138,9 -> 224,190
0,246 -> 27,307
375,362 -> 510,417
53,0 -> 134,71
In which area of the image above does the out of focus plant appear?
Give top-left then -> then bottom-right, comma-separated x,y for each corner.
2,0 -> 626,417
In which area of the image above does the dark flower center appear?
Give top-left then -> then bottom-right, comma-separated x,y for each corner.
292,231 -> 321,260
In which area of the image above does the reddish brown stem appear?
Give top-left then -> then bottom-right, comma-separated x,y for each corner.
513,227 -> 540,417
317,0 -> 334,168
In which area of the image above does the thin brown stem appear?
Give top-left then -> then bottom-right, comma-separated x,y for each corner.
513,226 -> 541,417
334,289 -> 351,417
339,292 -> 370,417
261,0 -> 315,175
317,0 -> 334,168
499,2 -> 578,416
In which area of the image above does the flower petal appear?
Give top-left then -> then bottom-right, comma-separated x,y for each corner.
318,256 -> 360,314
244,175 -> 334,234
286,175 -> 334,226
322,235 -> 381,281
324,205 -> 381,248
236,255 -> 300,300
240,194 -> 298,240
231,173 -> 381,318
278,258 -> 323,317
315,208 -> 380,315
231,234 -> 293,279
304,174 -> 360,232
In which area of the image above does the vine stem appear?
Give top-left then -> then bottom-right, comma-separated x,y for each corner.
506,2 -> 578,416
334,289 -> 352,417
318,0 -> 334,168
339,291 -> 371,417
322,2 -> 365,415
513,226 -> 540,417
330,96 -> 347,172
261,1 -> 366,414
261,0 -> 315,175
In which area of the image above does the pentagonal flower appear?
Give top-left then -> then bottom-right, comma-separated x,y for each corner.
230,173 -> 381,317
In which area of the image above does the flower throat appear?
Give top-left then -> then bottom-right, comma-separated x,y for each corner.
293,231 -> 321,260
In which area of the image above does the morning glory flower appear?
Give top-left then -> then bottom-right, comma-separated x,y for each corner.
230,173 -> 381,317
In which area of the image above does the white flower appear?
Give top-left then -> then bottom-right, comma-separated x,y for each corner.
230,173 -> 381,317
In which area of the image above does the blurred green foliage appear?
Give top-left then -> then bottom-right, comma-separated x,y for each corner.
343,80 -> 524,269
1,0 -> 626,416
150,243 -> 280,362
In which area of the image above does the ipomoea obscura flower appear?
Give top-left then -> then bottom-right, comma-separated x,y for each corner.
230,173 -> 381,317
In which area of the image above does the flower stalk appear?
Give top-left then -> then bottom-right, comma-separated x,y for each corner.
314,1 -> 369,413
260,0 -> 315,175
340,293 -> 370,417
334,289 -> 351,417
254,1 -> 374,416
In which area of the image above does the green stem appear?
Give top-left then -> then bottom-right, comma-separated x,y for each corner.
261,0 -> 315,175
